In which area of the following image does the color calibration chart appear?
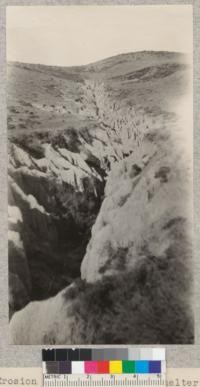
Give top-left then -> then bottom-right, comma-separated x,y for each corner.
42,348 -> 166,386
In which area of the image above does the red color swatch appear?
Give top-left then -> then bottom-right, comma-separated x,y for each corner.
97,361 -> 110,374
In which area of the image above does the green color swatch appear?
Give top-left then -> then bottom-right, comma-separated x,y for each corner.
122,361 -> 135,373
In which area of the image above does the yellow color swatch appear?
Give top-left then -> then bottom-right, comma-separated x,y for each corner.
109,361 -> 122,374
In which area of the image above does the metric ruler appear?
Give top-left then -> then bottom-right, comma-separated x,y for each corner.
42,348 -> 166,387
43,374 -> 166,387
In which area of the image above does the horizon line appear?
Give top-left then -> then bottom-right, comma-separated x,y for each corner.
7,49 -> 187,69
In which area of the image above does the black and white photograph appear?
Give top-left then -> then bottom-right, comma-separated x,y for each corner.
7,5 -> 193,345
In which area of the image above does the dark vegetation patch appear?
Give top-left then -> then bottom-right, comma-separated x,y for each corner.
111,63 -> 187,83
155,166 -> 171,183
65,240 -> 193,344
163,216 -> 185,230
51,127 -> 81,152
11,134 -> 46,159
9,124 -> 94,160
98,245 -> 128,274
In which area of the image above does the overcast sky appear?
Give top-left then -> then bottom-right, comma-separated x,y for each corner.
6,5 -> 192,67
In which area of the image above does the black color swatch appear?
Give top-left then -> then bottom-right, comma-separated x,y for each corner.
42,349 -> 55,361
79,349 -> 92,361
68,349 -> 80,361
55,349 -> 68,361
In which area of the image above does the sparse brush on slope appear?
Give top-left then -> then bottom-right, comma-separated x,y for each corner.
65,235 -> 193,344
